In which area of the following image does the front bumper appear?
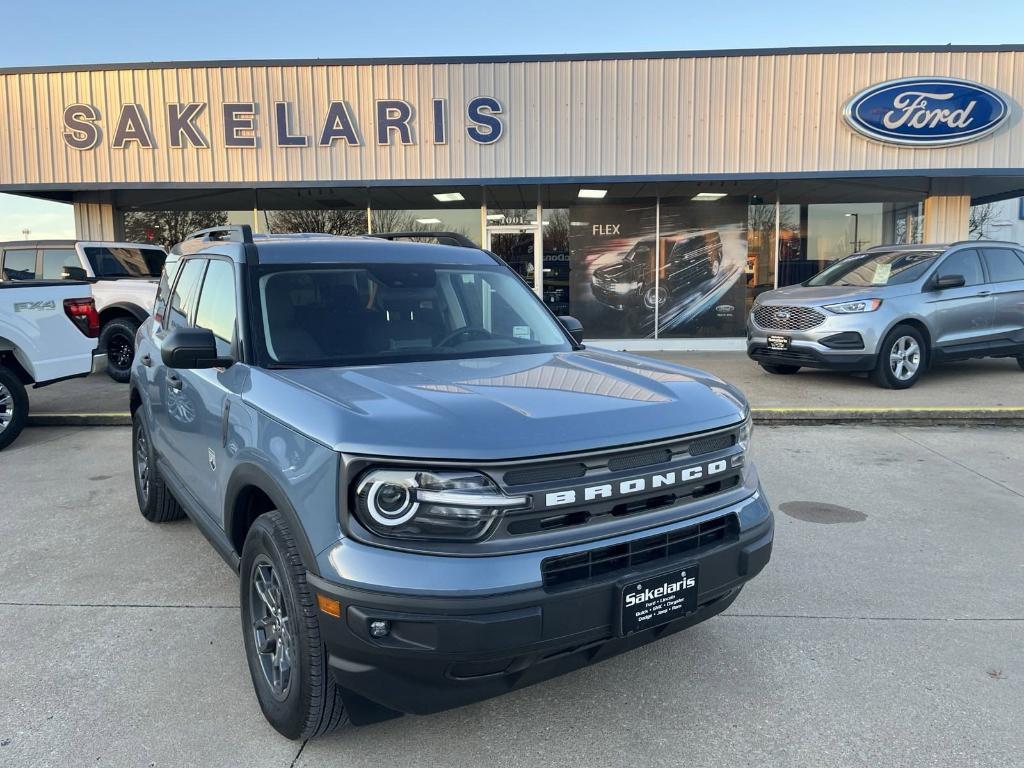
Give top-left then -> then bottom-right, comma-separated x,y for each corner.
308,490 -> 773,717
747,310 -> 883,371
747,343 -> 876,371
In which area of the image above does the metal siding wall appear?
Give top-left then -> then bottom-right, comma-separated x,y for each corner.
1,50 -> 1022,187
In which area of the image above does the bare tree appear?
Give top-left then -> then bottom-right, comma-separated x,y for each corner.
265,208 -> 367,235
123,210 -> 229,248
968,203 -> 999,240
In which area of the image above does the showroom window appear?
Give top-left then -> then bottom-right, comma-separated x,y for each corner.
370,208 -> 481,245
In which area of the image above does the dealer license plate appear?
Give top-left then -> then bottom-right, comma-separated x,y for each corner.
619,566 -> 699,635
767,334 -> 790,351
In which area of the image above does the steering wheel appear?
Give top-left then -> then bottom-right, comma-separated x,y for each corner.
436,326 -> 493,347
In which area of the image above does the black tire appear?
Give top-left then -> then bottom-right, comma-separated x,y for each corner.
871,324 -> 926,389
759,363 -> 801,375
240,511 -> 347,740
131,409 -> 185,522
0,366 -> 29,451
100,317 -> 139,383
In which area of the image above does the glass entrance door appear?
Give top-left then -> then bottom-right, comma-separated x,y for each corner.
485,224 -> 543,295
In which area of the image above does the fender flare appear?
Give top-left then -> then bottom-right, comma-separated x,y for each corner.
100,302 -> 149,325
224,463 -> 321,576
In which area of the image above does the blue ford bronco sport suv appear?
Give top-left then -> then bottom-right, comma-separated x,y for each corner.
129,225 -> 773,739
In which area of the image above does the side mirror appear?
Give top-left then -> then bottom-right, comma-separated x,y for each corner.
932,274 -> 966,290
161,327 -> 233,369
558,315 -> 585,345
62,265 -> 89,281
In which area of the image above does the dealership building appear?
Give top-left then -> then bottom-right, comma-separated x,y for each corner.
1,45 -> 1023,346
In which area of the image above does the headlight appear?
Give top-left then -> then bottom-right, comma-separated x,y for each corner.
823,298 -> 882,314
737,412 -> 754,452
354,469 -> 527,541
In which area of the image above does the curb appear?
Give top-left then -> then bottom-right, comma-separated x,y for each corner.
27,408 -> 1024,429
751,407 -> 1024,426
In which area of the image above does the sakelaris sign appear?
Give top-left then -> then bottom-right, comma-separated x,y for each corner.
843,77 -> 1010,147
60,97 -> 504,150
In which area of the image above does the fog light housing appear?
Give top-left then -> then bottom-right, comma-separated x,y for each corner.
369,620 -> 390,638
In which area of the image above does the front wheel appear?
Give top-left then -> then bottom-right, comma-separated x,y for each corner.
0,366 -> 29,451
871,325 -> 926,389
1017,356 -> 1024,371
642,284 -> 668,310
240,511 -> 347,740
100,317 -> 139,383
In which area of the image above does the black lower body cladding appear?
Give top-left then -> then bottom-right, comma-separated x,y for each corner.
308,502 -> 773,717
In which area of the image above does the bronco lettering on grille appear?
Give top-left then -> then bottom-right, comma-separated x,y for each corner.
543,457 -> 734,509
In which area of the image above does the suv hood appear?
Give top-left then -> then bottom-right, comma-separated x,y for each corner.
247,349 -> 748,460
757,283 -> 899,304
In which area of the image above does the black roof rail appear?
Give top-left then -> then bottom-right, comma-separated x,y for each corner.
171,224 -> 254,255
369,231 -> 478,248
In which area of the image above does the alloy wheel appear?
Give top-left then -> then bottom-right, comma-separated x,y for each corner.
134,424 -> 150,504
643,285 -> 667,309
107,333 -> 133,371
889,335 -> 921,381
0,382 -> 12,434
249,557 -> 296,701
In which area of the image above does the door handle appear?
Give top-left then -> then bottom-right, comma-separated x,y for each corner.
140,353 -> 152,367
975,290 -> 993,297
167,374 -> 183,392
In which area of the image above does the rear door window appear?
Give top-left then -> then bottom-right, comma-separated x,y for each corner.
934,249 -> 984,287
166,258 -> 207,331
41,248 -> 80,279
981,248 -> 1024,283
2,249 -> 38,280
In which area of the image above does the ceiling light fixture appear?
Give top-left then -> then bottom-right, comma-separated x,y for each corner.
692,192 -> 727,201
577,188 -> 607,199
433,192 -> 465,202
415,218 -> 442,225
486,213 -> 506,221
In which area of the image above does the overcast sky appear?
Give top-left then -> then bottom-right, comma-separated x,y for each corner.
2,0 -> 1022,239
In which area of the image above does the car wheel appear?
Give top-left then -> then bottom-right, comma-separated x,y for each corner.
240,511 -> 348,740
759,363 -> 800,375
642,285 -> 668,310
871,325 -> 926,389
710,256 -> 722,277
0,366 -> 29,451
1017,355 -> 1024,371
100,317 -> 139,383
131,409 -> 186,522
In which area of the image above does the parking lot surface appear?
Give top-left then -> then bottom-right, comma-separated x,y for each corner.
1,424 -> 1022,767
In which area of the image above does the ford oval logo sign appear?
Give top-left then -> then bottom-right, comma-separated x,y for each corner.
843,77 -> 1010,147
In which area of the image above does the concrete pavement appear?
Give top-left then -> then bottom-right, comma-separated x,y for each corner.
1,425 -> 1021,767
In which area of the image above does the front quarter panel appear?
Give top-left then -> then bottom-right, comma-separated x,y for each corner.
227,398 -> 343,569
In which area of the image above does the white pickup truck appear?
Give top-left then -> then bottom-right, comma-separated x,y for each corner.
0,240 -> 167,382
0,281 -> 99,449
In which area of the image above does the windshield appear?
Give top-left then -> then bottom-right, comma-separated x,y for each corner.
804,249 -> 942,287
84,246 -> 166,278
256,263 -> 573,367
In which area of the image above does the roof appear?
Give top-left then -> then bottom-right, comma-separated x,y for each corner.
3,45 -> 1023,74
185,234 -> 496,266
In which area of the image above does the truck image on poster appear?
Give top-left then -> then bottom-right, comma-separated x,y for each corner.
569,200 -> 748,339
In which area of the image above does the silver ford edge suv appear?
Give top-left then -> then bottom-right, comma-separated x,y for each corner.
747,241 -> 1024,388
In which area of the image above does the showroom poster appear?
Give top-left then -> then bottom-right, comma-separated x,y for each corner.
568,201 -> 748,339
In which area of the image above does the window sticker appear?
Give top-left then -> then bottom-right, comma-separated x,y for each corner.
513,325 -> 531,340
872,263 -> 893,284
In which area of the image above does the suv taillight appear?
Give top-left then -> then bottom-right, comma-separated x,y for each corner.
63,297 -> 100,338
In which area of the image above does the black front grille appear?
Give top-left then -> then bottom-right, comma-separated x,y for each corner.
687,433 -> 734,456
541,514 -> 738,588
607,448 -> 671,472
504,463 -> 587,486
